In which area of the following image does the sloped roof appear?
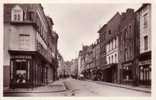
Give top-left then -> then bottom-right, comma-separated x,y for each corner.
4,4 -> 40,23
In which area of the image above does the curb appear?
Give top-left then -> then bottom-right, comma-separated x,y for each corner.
4,89 -> 67,94
87,80 -> 151,93
4,82 -> 68,94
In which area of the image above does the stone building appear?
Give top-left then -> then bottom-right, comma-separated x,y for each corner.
90,39 -> 101,80
119,9 -> 139,85
136,4 -> 151,85
71,58 -> 78,78
57,52 -> 65,78
98,24 -> 107,81
79,45 -> 91,79
3,4 -> 58,88
98,12 -> 121,83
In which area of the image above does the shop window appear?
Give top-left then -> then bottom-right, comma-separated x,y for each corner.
15,60 -> 27,84
11,5 -> 23,22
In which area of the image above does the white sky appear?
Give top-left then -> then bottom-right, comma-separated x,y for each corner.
42,3 -> 141,61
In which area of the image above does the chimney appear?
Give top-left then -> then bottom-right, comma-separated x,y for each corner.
122,12 -> 126,19
126,8 -> 134,14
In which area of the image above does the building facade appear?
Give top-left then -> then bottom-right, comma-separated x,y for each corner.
119,9 -> 139,85
98,12 -> 121,83
71,58 -> 78,78
4,4 -> 58,88
136,4 -> 151,85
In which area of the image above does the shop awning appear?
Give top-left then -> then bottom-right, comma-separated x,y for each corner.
100,63 -> 118,70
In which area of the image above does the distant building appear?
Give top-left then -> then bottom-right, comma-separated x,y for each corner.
136,4 -> 151,85
3,4 -> 58,88
57,52 -> 66,78
64,61 -> 72,77
78,51 -> 82,77
71,58 -> 78,78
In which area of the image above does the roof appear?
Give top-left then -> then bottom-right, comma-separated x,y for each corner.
97,24 -> 107,33
4,4 -> 40,23
136,3 -> 151,13
97,12 -> 120,34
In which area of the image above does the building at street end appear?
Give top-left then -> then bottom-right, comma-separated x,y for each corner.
3,4 -> 59,88
70,58 -> 78,79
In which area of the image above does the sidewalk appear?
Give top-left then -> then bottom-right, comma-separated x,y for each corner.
87,80 -> 151,93
4,80 -> 67,93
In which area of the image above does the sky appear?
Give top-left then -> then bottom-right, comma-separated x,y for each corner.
42,3 -> 141,61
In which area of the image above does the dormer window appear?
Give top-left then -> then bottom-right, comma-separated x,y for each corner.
11,5 -> 23,22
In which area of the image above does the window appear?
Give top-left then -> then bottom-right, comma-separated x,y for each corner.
125,29 -> 128,39
19,34 -> 30,49
143,13 -> 148,28
129,25 -> 131,33
28,11 -> 33,21
108,30 -> 111,35
110,41 -> 112,51
11,5 -> 23,22
109,56 -> 110,64
144,36 -> 148,50
112,55 -> 113,63
114,37 -> 116,48
125,48 -> 127,61
115,54 -> 117,63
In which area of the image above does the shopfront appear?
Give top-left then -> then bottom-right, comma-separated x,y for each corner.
139,60 -> 151,85
9,51 -> 49,88
102,64 -> 118,83
138,51 -> 151,85
9,53 -> 33,88
121,62 -> 133,85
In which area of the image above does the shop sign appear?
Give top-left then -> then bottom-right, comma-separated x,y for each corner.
16,59 -> 27,62
11,55 -> 32,59
139,60 -> 151,65
123,62 -> 132,67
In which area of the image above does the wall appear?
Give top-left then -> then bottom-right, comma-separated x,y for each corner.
106,36 -> 119,64
139,5 -> 151,54
8,24 -> 36,51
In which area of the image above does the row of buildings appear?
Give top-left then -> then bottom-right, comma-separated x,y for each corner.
57,53 -> 78,79
57,53 -> 72,78
3,4 -> 59,88
78,4 -> 151,86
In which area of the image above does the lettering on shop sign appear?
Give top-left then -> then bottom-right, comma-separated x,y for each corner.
139,60 -> 151,65
11,55 -> 32,59
16,59 -> 26,62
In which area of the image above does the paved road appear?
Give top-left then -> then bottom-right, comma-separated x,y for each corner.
64,78 -> 151,96
3,78 -> 151,97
